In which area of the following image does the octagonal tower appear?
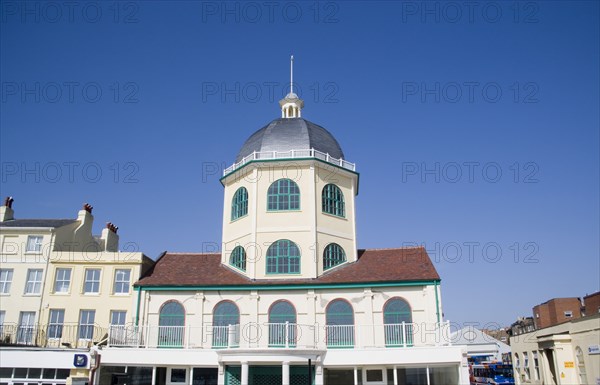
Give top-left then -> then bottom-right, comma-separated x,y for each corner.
220,57 -> 359,280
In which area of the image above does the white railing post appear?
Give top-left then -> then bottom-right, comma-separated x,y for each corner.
285,321 -> 289,348
144,325 -> 150,348
228,324 -> 234,348
185,325 -> 189,348
137,325 -> 142,347
402,322 -> 406,347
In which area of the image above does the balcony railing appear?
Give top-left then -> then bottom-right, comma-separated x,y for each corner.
223,149 -> 356,176
107,321 -> 451,350
0,322 -> 106,348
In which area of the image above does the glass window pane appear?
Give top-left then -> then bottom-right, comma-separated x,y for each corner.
56,369 -> 70,379
42,368 -> 56,379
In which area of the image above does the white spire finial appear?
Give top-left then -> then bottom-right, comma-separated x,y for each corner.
290,55 -> 294,94
279,55 -> 303,118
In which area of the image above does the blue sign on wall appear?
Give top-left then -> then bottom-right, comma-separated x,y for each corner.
73,354 -> 88,367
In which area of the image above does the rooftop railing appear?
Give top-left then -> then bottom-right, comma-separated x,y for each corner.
107,321 -> 451,350
223,149 -> 356,176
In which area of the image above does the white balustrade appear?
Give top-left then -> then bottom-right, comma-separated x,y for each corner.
223,148 -> 356,176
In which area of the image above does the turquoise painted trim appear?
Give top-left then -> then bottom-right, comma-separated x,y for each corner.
266,178 -> 301,211
135,280 -> 440,291
135,286 -> 142,326
220,157 -> 360,184
435,281 -> 440,324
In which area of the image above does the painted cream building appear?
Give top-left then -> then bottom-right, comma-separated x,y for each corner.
510,313 -> 600,385
0,199 -> 153,385
98,67 -> 469,385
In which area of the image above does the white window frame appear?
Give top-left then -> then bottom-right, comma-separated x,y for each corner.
78,310 -> 96,340
110,310 -> 127,326
113,269 -> 131,294
533,351 -> 540,380
564,310 -> 573,317
362,367 -> 387,385
26,235 -> 43,253
0,268 -> 13,294
83,268 -> 101,294
167,368 -> 189,385
48,309 -> 65,339
24,269 -> 43,294
53,268 -> 72,293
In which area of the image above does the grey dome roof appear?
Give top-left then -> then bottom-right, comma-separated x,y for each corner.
236,118 -> 345,163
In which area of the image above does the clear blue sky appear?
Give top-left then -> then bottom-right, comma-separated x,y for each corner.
1,1 -> 598,328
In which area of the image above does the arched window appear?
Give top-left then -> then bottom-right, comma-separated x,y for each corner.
229,246 -> 246,271
268,301 -> 297,347
322,184 -> 345,217
231,187 -> 248,220
326,299 -> 354,347
212,301 -> 240,348
267,179 -> 300,211
383,297 -> 413,347
575,347 -> 588,384
323,243 -> 346,270
266,240 -> 300,274
158,301 -> 185,347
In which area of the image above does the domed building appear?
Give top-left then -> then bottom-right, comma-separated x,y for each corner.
220,91 -> 358,282
98,59 -> 469,385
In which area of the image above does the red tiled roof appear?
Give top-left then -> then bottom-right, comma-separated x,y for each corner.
136,247 -> 440,287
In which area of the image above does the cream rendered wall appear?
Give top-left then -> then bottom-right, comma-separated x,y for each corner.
510,314 -> 600,385
0,230 -> 54,325
41,251 -> 147,347
221,160 -> 358,280
140,284 -> 439,348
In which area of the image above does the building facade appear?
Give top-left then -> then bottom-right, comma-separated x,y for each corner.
98,74 -> 469,385
510,313 -> 600,385
532,297 -> 583,329
0,199 -> 153,385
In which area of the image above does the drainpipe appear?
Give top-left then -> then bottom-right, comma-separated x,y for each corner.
135,286 -> 142,326
434,281 -> 441,324
89,347 -> 101,385
37,229 -> 55,346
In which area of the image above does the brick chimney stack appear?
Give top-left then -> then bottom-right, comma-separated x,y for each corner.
101,222 -> 120,252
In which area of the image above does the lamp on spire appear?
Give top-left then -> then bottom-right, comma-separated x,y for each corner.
279,54 -> 304,118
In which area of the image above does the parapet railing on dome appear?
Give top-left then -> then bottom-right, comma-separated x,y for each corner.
223,149 -> 356,176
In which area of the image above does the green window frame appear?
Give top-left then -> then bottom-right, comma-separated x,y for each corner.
213,301 -> 240,348
322,184 -> 345,217
158,301 -> 185,347
266,240 -> 301,274
229,246 -> 246,271
268,300 -> 297,347
326,299 -> 354,347
383,298 -> 413,347
231,187 -> 248,220
323,243 -> 346,270
267,179 -> 300,211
